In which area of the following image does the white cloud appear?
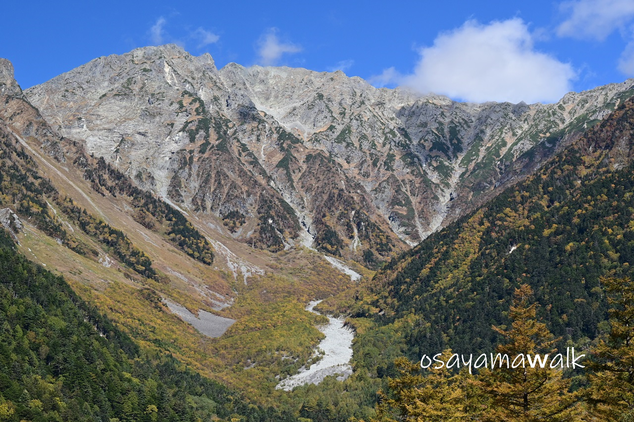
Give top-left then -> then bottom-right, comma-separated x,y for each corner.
369,67 -> 402,88
619,40 -> 634,76
150,17 -> 166,45
327,59 -> 354,73
557,0 -> 634,40
257,28 -> 301,66
378,18 -> 576,104
192,27 -> 219,49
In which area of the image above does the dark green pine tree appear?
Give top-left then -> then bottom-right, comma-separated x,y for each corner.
475,284 -> 582,421
587,277 -> 634,421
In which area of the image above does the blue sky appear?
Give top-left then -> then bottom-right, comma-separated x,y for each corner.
2,0 -> 634,103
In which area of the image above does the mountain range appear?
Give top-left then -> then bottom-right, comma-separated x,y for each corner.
2,44 -> 634,420
24,44 -> 634,265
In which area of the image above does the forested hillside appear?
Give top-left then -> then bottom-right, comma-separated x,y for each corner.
365,96 -> 634,356
0,229 -> 292,421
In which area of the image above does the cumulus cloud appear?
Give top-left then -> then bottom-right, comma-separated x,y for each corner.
150,17 -> 166,45
378,18 -> 575,104
192,27 -> 219,49
557,0 -> 634,40
327,59 -> 354,73
257,28 -> 302,66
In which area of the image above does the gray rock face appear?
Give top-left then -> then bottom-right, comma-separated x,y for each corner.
24,45 -> 634,265
0,208 -> 23,242
0,59 -> 23,98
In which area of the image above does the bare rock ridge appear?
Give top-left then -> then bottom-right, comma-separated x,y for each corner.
24,44 -> 634,266
0,58 -> 23,98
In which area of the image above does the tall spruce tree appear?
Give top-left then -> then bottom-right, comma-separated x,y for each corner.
374,349 -> 478,421
475,284 -> 582,421
587,277 -> 634,421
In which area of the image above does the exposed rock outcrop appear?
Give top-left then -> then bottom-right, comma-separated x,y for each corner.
0,208 -> 22,242
0,58 -> 23,98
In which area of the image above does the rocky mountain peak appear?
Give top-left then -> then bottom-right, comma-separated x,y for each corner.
0,58 -> 23,97
128,43 -> 217,69
128,44 -> 186,62
23,47 -> 634,265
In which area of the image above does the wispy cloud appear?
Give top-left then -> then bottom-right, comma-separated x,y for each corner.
148,17 -> 220,51
192,27 -> 219,49
557,0 -> 634,77
150,17 -> 167,45
557,0 -> 634,40
327,59 -> 354,73
619,40 -> 634,76
256,28 -> 302,66
369,67 -> 402,88
374,18 -> 575,103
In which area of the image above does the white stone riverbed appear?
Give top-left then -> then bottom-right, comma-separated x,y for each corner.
276,300 -> 354,391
